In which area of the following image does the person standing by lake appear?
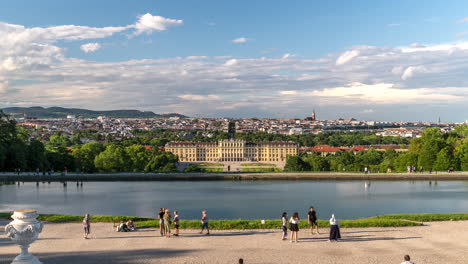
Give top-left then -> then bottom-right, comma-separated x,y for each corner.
163,209 -> 172,237
200,210 -> 210,235
281,212 -> 288,240
83,214 -> 90,239
173,211 -> 180,236
158,208 -> 165,236
328,214 -> 341,242
289,212 -> 300,243
307,207 -> 319,234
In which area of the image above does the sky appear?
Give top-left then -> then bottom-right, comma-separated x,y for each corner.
0,0 -> 468,122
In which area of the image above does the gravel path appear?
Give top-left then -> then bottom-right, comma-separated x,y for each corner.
1,221 -> 467,264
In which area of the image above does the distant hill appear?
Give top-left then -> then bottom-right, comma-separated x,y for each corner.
1,106 -> 187,119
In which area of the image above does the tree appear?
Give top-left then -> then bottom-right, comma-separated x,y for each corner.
455,141 -> 468,171
433,147 -> 454,171
145,152 -> 178,172
284,156 -> 310,171
304,154 -> 330,171
46,134 -> 72,153
27,139 -> 46,171
72,142 -> 104,172
94,144 -> 129,172
394,152 -> 418,172
417,128 -> 446,170
125,145 -> 152,172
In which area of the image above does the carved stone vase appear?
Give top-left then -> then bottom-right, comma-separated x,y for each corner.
4,210 -> 43,264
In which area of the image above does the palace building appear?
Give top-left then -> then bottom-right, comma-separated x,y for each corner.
165,139 -> 298,162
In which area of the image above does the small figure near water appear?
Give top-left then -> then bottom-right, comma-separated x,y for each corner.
158,208 -> 165,236
281,212 -> 288,240
83,214 -> 91,239
200,210 -> 210,235
308,207 -> 319,234
289,212 -> 300,243
328,214 -> 341,242
163,209 -> 172,237
173,211 -> 180,236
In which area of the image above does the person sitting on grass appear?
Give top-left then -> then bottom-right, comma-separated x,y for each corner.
401,255 -> 415,264
117,220 -> 130,232
126,219 -> 135,231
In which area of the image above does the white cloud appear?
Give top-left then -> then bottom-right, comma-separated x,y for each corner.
401,66 -> 427,80
80,43 -> 101,53
309,83 -> 464,104
133,13 -> 183,35
186,56 -> 208,60
1,16 -> 468,120
231,37 -> 248,43
456,17 -> 468,23
336,50 -> 360,65
224,59 -> 238,66
280,90 -> 298,95
0,79 -> 7,93
281,53 -> 296,59
179,94 -> 220,100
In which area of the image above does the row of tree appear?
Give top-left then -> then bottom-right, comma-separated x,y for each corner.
0,111 -> 178,173
285,126 -> 468,172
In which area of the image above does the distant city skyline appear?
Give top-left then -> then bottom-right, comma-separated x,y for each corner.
1,0 -> 468,122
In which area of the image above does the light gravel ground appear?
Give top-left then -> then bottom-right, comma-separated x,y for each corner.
1,220 -> 467,264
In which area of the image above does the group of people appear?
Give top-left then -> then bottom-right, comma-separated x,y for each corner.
116,219 -> 135,232
157,208 -> 181,237
281,207 -> 341,243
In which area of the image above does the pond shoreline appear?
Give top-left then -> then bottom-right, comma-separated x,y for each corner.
1,172 -> 467,181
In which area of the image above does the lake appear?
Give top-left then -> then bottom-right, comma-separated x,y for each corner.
1,180 -> 468,220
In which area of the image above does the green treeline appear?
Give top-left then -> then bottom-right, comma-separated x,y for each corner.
0,111 -> 178,173
284,126 -> 468,172
1,110 -> 467,173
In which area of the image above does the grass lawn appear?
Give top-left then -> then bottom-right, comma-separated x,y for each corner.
3,212 -> 466,229
240,163 -> 276,167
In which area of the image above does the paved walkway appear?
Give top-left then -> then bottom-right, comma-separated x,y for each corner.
1,220 -> 467,263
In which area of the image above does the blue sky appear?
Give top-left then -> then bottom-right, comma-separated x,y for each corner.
1,0 -> 468,121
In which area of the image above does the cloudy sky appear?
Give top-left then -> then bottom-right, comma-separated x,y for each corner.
1,0 -> 468,122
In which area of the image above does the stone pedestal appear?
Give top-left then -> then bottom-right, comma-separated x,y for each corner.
4,210 -> 43,264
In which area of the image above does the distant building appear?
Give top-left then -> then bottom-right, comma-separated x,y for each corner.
165,139 -> 298,162
228,121 -> 236,139
312,109 -> 316,121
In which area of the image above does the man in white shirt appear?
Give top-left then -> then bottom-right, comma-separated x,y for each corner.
401,255 -> 415,264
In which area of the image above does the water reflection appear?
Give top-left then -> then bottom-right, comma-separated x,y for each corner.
1,181 -> 468,220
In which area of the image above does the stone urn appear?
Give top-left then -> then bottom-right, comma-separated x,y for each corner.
4,210 -> 43,264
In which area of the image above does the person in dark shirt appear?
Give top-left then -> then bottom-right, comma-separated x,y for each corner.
307,207 -> 319,234
158,208 -> 165,236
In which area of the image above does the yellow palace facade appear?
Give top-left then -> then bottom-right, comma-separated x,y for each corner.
165,140 -> 298,162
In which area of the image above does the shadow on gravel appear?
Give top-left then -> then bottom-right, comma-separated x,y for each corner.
187,231 -> 275,238
0,249 -> 197,264
344,230 -> 402,234
299,234 -> 422,243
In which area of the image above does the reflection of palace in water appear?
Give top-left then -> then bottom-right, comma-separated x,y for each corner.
165,139 -> 298,162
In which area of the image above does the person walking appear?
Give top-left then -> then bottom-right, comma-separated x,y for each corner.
289,212 -> 300,243
200,210 -> 210,235
281,212 -> 288,240
163,209 -> 172,237
401,255 -> 415,264
328,214 -> 341,242
83,214 -> 91,239
307,207 -> 319,234
173,211 -> 180,236
158,208 -> 165,236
